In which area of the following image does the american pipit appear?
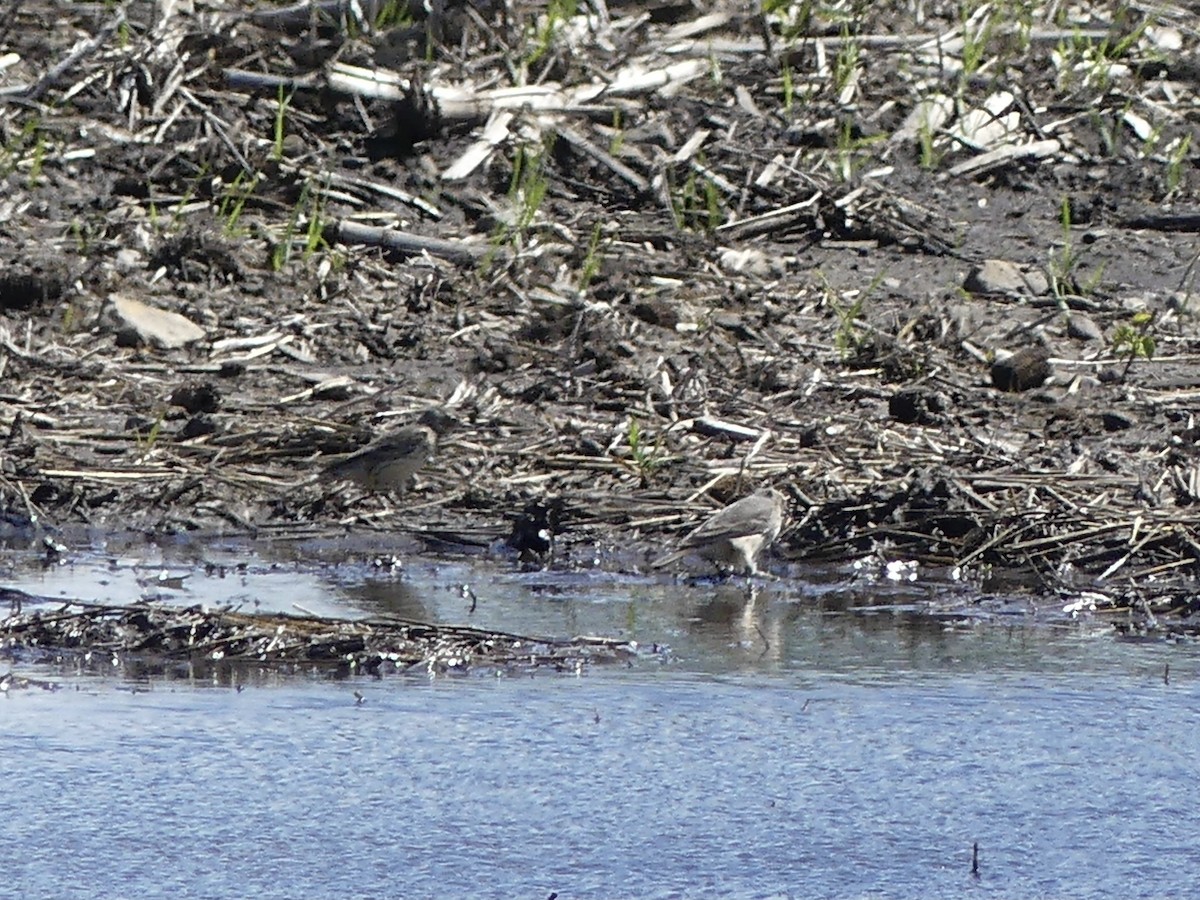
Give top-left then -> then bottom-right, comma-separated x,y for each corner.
322,423 -> 437,493
652,487 -> 786,576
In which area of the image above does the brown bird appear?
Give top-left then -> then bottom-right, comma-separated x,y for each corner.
651,487 -> 786,576
323,423 -> 437,493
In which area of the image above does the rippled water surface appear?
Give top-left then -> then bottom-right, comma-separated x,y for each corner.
3,541 -> 1197,899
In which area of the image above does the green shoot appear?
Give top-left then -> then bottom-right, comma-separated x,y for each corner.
478,139 -> 554,274
577,221 -> 604,294
1112,311 -> 1156,381
834,294 -> 865,359
626,418 -> 664,482
833,120 -> 884,182
272,84 -> 293,162
272,177 -> 329,270
303,180 -> 330,261
668,162 -> 724,234
217,169 -> 262,237
512,145 -> 549,233
525,0 -> 576,68
609,110 -> 625,155
959,5 -> 996,82
918,118 -> 937,170
1048,196 -> 1103,298
372,0 -> 411,28
1166,134 -> 1191,197
61,301 -> 80,333
832,22 -> 860,98
170,171 -> 204,232
27,128 -> 46,185
762,0 -> 813,42
820,269 -> 885,361
709,49 -> 723,86
135,410 -> 167,453
1048,195 -> 1079,297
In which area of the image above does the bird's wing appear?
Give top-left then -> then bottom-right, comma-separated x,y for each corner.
680,494 -> 775,547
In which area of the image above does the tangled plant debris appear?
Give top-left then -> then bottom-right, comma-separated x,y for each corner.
0,594 -> 642,678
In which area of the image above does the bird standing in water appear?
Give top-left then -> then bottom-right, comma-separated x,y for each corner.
652,487 -> 786,576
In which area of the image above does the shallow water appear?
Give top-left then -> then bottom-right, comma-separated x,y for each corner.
3,540 -> 1196,899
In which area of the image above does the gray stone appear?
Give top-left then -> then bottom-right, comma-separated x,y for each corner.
1067,314 -> 1104,341
964,259 -> 1050,297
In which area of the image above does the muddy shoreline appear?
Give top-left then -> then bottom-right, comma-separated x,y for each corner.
3,1 -> 1200,627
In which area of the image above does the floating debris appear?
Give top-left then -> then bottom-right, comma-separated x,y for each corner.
0,599 -> 643,678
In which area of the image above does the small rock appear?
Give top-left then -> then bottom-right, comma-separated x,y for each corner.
1067,314 -> 1103,341
123,414 -> 158,433
114,248 -> 144,273
0,256 -> 67,311
374,25 -> 427,68
102,294 -> 205,349
946,303 -> 981,338
889,389 -> 947,425
964,259 -> 1050,297
718,247 -> 784,277
712,312 -> 755,339
280,133 -> 306,159
631,297 -> 679,328
1101,412 -> 1134,431
992,347 -> 1052,392
178,414 -> 218,440
169,382 -> 221,414
1165,292 -> 1195,314
953,91 -> 1019,148
892,94 -> 954,146
1146,24 -> 1183,51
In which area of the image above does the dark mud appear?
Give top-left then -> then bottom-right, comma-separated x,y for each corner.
3,1 -> 1200,628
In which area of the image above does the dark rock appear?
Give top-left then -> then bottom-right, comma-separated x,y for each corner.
631,297 -> 679,328
169,382 -> 222,414
992,347 -> 1052,392
1102,412 -> 1135,431
0,256 -> 67,311
123,415 -> 158,433
889,388 -> 947,425
178,415 -> 217,440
